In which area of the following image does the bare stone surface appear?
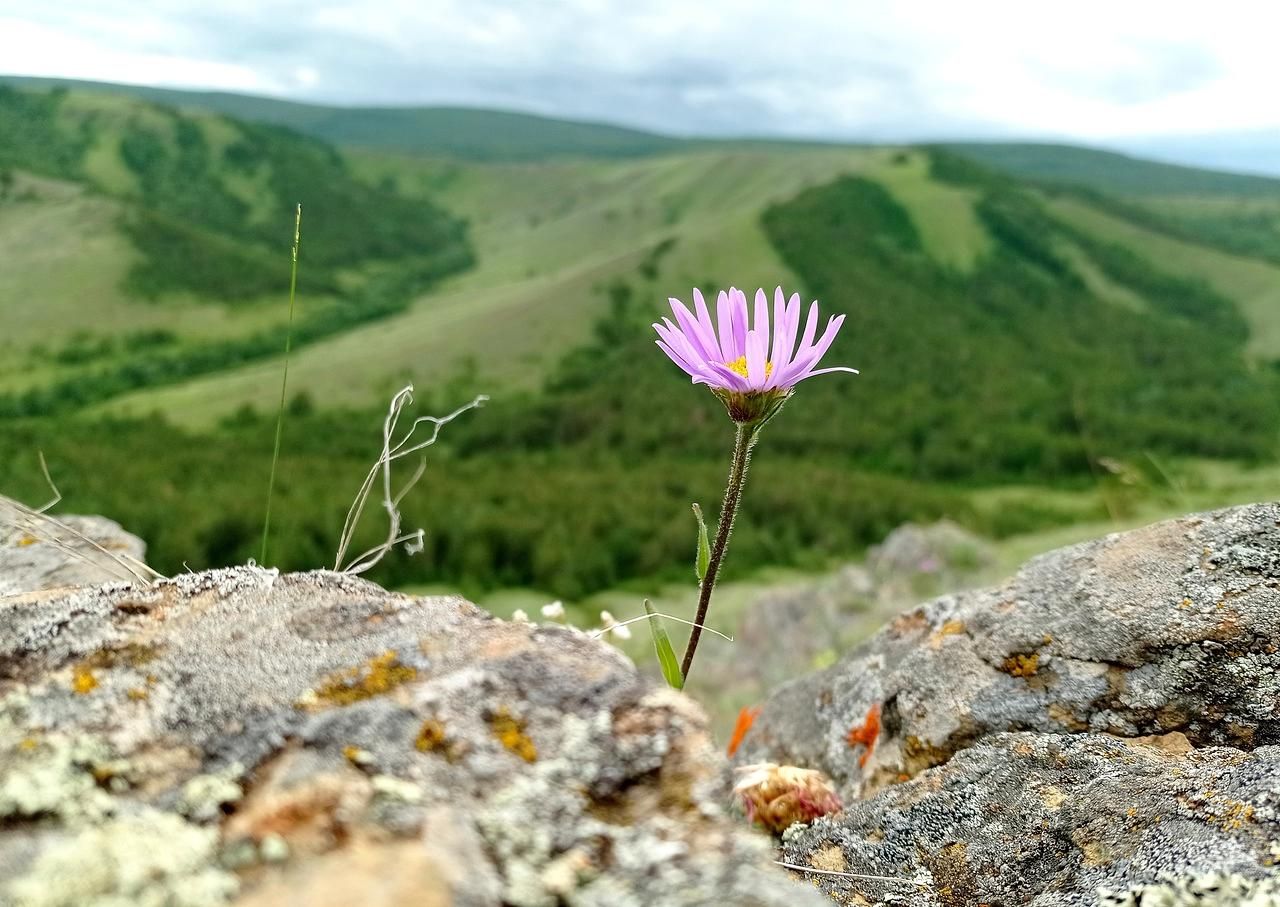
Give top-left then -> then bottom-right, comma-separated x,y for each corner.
0,567 -> 825,907
739,503 -> 1280,905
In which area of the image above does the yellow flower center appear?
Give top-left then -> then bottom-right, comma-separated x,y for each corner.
725,356 -> 773,379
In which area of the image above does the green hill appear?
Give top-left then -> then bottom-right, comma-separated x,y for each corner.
0,83 -> 472,417
0,75 -> 686,161
945,142 -> 1280,198
4,82 -> 1280,604
946,142 -> 1280,267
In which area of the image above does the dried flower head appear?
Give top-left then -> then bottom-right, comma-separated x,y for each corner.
654,287 -> 858,424
734,762 -> 842,834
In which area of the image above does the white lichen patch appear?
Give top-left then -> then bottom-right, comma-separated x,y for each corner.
6,809 -> 238,907
1100,871 -> 1280,906
178,763 -> 244,823
0,694 -> 116,824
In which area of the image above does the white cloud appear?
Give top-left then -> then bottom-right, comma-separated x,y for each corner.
0,0 -> 1277,142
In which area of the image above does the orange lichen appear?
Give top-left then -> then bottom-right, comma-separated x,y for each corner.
72,665 -> 98,695
846,703 -> 882,768
490,708 -> 537,762
312,651 -> 417,707
726,706 -> 761,757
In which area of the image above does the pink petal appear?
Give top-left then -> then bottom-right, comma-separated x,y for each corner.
767,289 -> 801,388
707,360 -> 751,391
745,329 -> 767,387
753,289 -> 770,362
784,314 -> 846,383
730,289 -> 748,361
656,320 -> 715,378
692,289 -> 718,354
716,291 -> 737,360
670,299 -> 720,366
655,340 -> 704,381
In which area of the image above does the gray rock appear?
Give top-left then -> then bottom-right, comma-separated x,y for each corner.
779,732 -> 1280,906
866,519 -> 995,600
740,503 -> 1280,904
0,567 -> 825,907
1,494 -> 150,595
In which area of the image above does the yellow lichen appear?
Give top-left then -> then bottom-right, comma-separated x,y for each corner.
1000,652 -> 1040,678
16,534 -> 38,547
310,650 -> 417,707
342,745 -> 374,768
126,687 -> 149,702
490,708 -> 537,762
72,665 -> 98,695
415,719 -> 447,752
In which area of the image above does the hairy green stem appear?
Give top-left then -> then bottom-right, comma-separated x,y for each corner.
681,422 -> 757,681
260,204 -> 302,565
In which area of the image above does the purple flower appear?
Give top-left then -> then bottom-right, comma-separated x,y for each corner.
654,287 -> 858,423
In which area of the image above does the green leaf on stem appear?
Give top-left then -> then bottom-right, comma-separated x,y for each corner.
692,503 -> 710,582
644,598 -> 684,690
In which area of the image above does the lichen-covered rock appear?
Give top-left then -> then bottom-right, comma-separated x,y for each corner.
742,503 -> 1280,790
0,494 -> 149,595
0,567 -> 824,906
740,503 -> 1280,904
779,732 -> 1280,906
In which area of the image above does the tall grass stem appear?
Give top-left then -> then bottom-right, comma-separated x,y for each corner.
260,204 -> 302,565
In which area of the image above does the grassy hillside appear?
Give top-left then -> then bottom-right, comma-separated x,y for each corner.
947,142 -> 1280,268
94,145 -> 874,421
0,84 -> 473,417
5,83 -> 1280,606
947,142 -> 1280,198
0,76 -> 686,160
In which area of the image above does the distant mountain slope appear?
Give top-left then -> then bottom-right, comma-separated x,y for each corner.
946,142 -> 1280,198
946,142 -> 1280,267
0,83 -> 473,418
0,84 -> 470,297
0,76 -> 686,161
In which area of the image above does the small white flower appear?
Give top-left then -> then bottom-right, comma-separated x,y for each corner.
541,601 -> 566,621
598,610 -> 632,640
511,609 -> 530,623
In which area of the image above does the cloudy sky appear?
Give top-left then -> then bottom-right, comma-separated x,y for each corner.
2,0 -> 1278,167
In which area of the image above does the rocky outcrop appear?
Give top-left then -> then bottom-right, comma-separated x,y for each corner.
694,521 -> 995,735
740,503 -> 1280,904
0,566 -> 826,906
0,494 -> 150,596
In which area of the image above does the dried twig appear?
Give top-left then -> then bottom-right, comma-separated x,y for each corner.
589,611 -> 734,642
774,861 -> 926,886
334,386 -> 486,575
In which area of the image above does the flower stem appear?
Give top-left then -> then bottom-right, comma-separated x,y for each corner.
681,422 -> 757,681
